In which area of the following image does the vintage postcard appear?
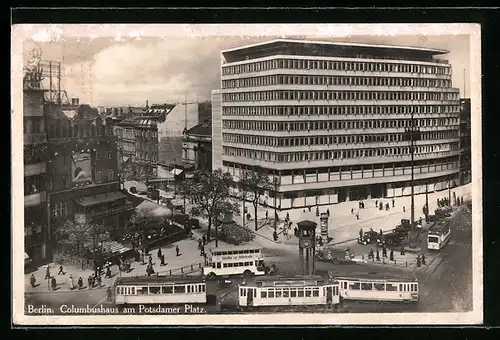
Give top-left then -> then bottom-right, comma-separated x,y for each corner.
12,23 -> 483,325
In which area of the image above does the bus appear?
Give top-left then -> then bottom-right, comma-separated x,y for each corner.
330,272 -> 419,303
202,245 -> 267,279
238,275 -> 340,311
113,275 -> 209,307
427,220 -> 451,250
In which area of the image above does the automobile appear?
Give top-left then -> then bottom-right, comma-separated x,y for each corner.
376,231 -> 406,247
357,230 -> 379,245
315,247 -> 355,264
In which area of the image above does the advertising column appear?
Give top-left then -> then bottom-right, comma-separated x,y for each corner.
320,213 -> 329,244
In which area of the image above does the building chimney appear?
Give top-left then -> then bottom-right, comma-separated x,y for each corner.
146,100 -> 149,109
72,98 -> 80,106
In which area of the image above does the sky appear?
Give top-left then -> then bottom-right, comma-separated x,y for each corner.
22,28 -> 471,107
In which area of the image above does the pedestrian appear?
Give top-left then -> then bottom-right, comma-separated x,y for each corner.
422,254 -> 426,265
198,239 -> 202,250
200,246 -> 205,257
176,245 -> 180,256
105,265 -> 112,278
356,212 -> 360,220
379,202 -> 383,210
359,229 -> 363,240
379,229 -> 383,237
266,210 -> 268,219
286,212 -> 290,221
88,276 -> 92,290
107,286 -> 113,302
351,208 -> 354,214
51,276 -> 57,291
376,249 -> 380,261
382,246 -> 387,258
316,206 -> 320,217
160,253 -> 165,266
375,200 -> 378,207
203,252 -> 207,265
91,274 -> 95,289
400,245 -> 405,256
30,274 -> 36,288
403,206 -> 406,212
57,265 -> 64,275
78,277 -> 83,289
294,226 -> 298,237
308,206 -> 312,212
202,235 -> 206,245
157,248 -> 162,259
326,209 -> 330,217
148,255 -> 153,266
389,250 -> 394,261
386,203 -> 390,211
68,275 -> 74,290
97,275 -> 102,288
45,265 -> 51,279
416,254 -> 421,267
273,230 -> 278,242
392,198 -> 395,208
368,248 -> 374,260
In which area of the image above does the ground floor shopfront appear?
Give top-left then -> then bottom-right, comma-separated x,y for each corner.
232,172 -> 459,211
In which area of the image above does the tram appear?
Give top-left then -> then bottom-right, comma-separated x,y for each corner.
237,275 -> 340,311
330,272 -> 419,303
113,275 -> 209,306
427,220 -> 451,250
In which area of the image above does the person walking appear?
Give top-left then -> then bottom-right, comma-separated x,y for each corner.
421,254 -> 426,265
157,248 -> 162,260
376,249 -> 380,262
202,235 -> 206,246
77,277 -> 83,289
45,265 -> 51,279
265,210 -> 268,219
88,276 -> 93,290
107,286 -> 113,302
30,274 -> 36,288
97,275 -> 102,288
68,275 -> 75,290
198,239 -> 202,250
58,265 -> 65,275
389,250 -> 394,261
51,276 -> 57,291
356,212 -> 360,220
200,246 -> 205,257
176,245 -> 180,257
160,253 -> 166,266
392,198 -> 395,208
105,265 -> 112,278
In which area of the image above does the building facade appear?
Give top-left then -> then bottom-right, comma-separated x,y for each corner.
459,98 -> 471,185
182,120 -> 212,171
23,88 -> 48,263
45,104 -> 134,252
219,39 -> 461,209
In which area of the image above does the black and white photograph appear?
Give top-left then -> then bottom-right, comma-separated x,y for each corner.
11,23 -> 482,325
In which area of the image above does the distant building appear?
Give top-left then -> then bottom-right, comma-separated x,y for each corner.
44,101 -> 134,249
182,120 -> 212,171
23,87 -> 48,263
459,98 -> 471,185
211,90 -> 223,171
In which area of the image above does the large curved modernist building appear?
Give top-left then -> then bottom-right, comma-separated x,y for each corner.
218,39 -> 461,210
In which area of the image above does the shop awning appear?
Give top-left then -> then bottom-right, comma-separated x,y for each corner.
24,252 -> 32,264
74,192 -> 127,207
170,168 -> 184,176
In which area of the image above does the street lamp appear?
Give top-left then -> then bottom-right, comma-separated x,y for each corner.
403,109 -> 422,247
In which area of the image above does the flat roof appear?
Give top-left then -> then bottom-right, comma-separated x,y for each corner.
222,39 -> 448,57
114,275 -> 205,285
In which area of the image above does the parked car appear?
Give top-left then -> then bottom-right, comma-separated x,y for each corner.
376,231 -> 406,247
315,247 -> 355,264
357,230 -> 379,245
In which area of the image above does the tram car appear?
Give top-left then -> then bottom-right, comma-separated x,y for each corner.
113,275 -> 212,307
238,275 -> 340,311
330,272 -> 419,303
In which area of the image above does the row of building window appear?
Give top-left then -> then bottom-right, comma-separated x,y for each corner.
48,122 -> 114,139
96,170 -> 114,184
222,90 -> 459,102
23,117 -> 44,134
223,130 -> 459,147
135,152 -> 157,163
135,129 -> 158,139
222,118 -> 460,132
117,128 -> 135,140
222,59 -> 451,76
52,202 -> 68,218
222,105 -> 460,116
223,144 -> 459,162
222,75 -> 453,89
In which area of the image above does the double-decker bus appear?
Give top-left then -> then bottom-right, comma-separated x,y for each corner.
113,275 -> 209,307
203,245 -> 267,279
427,220 -> 451,250
238,275 -> 340,311
331,272 -> 419,303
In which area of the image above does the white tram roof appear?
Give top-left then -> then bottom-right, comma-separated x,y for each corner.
114,275 -> 205,286
210,244 -> 263,253
329,271 -> 417,282
241,275 -> 327,287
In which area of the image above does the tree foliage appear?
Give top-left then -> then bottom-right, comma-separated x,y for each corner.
54,219 -> 109,255
239,167 -> 280,231
120,161 -> 152,182
183,169 -> 239,242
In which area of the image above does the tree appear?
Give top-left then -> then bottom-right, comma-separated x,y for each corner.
129,209 -> 162,253
184,169 -> 238,246
239,166 -> 280,231
54,219 -> 109,258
